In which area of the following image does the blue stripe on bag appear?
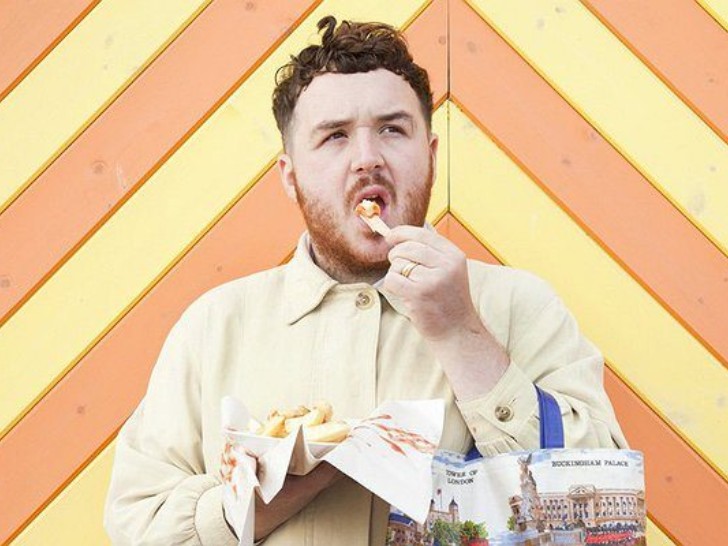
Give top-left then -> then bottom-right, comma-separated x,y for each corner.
464,385 -> 564,461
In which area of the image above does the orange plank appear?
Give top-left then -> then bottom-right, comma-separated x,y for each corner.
604,359 -> 724,545
405,0 -> 448,101
0,0 -> 100,102
449,0 -> 728,370
0,5 -> 447,541
439,212 -> 728,546
582,0 -> 728,144
0,168 -> 304,544
0,0 -> 319,326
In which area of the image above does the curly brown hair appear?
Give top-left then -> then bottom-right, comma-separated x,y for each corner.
272,15 -> 433,149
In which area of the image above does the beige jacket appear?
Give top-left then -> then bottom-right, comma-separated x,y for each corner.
104,233 -> 626,545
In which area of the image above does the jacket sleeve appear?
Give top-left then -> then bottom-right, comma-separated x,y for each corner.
103,305 -> 238,546
457,274 -> 628,456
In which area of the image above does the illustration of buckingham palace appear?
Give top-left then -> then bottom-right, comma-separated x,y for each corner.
509,456 -> 645,532
510,484 -> 645,530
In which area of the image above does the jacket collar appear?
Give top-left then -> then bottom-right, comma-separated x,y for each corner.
283,233 -> 339,325
283,232 -> 411,324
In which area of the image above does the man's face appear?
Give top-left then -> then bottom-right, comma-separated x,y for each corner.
278,69 -> 438,279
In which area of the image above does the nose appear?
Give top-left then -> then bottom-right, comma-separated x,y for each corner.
350,131 -> 383,173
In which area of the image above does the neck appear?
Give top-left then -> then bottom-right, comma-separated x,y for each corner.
309,240 -> 387,285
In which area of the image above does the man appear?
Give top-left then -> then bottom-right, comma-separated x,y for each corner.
105,16 -> 626,545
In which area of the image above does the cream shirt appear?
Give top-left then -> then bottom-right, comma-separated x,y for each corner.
104,233 -> 626,545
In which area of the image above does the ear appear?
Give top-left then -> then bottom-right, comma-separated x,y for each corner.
277,153 -> 297,202
429,132 -> 439,175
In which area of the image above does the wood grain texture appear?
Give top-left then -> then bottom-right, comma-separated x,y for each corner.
0,0 -> 100,101
696,0 -> 728,31
0,0 -> 213,214
0,0 -> 319,324
581,0 -> 728,144
467,0 -> 728,258
10,441 -> 115,546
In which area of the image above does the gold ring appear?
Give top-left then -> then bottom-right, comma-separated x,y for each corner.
400,261 -> 419,279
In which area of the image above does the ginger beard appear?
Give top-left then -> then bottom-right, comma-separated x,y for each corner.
293,158 -> 434,281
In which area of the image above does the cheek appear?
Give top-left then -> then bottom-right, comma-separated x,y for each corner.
390,146 -> 430,176
392,164 -> 431,198
297,156 -> 347,188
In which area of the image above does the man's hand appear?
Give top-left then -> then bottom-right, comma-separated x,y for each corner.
383,225 -> 510,400
252,460 -> 343,541
383,225 -> 479,341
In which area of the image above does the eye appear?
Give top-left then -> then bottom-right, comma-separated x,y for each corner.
323,131 -> 346,143
381,125 -> 405,135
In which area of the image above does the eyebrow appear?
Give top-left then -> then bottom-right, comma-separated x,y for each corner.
378,111 -> 415,125
310,110 -> 415,138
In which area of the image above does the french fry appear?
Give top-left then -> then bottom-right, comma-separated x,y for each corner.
304,421 -> 351,443
278,405 -> 310,419
256,401 -> 348,443
260,414 -> 286,438
284,407 -> 325,434
355,198 -> 380,218
356,199 -> 391,237
266,406 -> 306,420
313,400 -> 333,422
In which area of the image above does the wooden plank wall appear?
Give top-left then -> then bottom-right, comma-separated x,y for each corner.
1,1 -> 726,543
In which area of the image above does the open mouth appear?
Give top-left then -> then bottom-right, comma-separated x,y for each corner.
363,195 -> 385,211
353,187 -> 390,216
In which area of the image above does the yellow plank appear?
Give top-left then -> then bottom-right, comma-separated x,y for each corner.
449,103 -> 728,480
0,0 -> 432,438
0,0 -> 213,214
10,442 -> 114,546
428,100 -> 449,222
646,520 -> 676,546
468,0 -> 728,257
696,0 -> 728,32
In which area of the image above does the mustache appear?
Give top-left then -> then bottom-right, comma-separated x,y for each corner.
346,172 -> 397,208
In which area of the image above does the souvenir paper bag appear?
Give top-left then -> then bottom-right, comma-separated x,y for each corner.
387,387 -> 646,546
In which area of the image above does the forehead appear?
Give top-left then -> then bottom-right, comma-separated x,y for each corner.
292,69 -> 423,132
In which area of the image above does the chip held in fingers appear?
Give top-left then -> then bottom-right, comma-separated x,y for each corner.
356,199 -> 391,236
256,401 -> 350,443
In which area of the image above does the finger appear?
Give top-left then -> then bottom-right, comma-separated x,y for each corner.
386,225 -> 454,254
384,225 -> 428,245
383,269 -> 413,294
388,241 -> 442,267
389,257 -> 429,281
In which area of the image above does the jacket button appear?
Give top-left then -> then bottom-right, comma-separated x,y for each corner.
355,291 -> 374,309
495,405 -> 513,422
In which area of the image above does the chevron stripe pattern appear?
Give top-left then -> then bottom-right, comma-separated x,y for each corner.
1,1 -> 726,544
